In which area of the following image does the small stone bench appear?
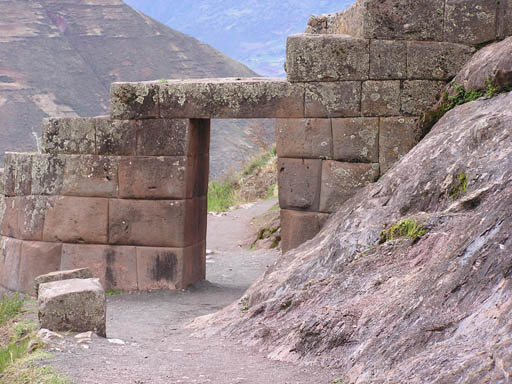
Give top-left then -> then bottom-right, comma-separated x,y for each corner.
34,268 -> 92,297
38,278 -> 106,337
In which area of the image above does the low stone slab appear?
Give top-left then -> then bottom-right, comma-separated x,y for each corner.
38,278 -> 106,337
286,34 -> 369,82
280,209 -> 330,254
111,78 -> 305,120
34,268 -> 92,297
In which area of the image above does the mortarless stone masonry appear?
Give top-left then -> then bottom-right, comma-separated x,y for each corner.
1,0 -> 509,292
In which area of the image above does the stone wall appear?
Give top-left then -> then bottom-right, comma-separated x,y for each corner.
0,117 -> 208,294
1,0 -> 508,293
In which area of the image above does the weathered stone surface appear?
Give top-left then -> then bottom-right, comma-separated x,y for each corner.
136,242 -> 205,290
361,80 -> 401,116
380,117 -> 422,173
402,80 -> 445,115
60,244 -> 137,291
95,118 -> 137,156
108,198 -> 206,248
41,118 -> 96,155
0,237 -> 22,291
110,81 -> 160,120
278,158 -> 322,211
31,154 -> 65,195
333,0 -> 445,41
18,241 -> 62,295
196,87 -> 512,384
61,155 -> 118,198
158,78 -> 304,119
304,82 -> 361,118
136,119 -> 210,157
332,118 -> 379,163
275,119 -> 332,159
407,41 -> 475,80
444,0 -> 497,45
17,196 -> 53,241
1,197 -> 19,238
498,0 -> 512,38
34,268 -> 93,298
286,34 -> 369,82
280,209 -> 330,254
448,37 -> 512,93
118,156 -> 208,199
38,278 -> 106,337
42,197 -> 109,244
3,153 -> 33,196
319,161 -> 379,212
0,168 -> 4,195
369,40 -> 407,80
305,12 -> 346,35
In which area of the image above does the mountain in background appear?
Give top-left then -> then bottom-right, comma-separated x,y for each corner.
0,0 -> 273,178
124,0 -> 353,77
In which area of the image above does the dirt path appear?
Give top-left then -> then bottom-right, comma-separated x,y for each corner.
46,199 -> 344,383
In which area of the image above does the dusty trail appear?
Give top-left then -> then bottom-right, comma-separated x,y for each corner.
45,198 -> 343,384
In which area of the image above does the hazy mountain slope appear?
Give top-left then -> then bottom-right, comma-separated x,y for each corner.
0,0 -> 262,177
124,0 -> 353,76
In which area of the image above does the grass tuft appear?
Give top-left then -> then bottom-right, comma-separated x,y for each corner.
449,172 -> 468,199
0,294 -> 24,326
380,219 -> 427,243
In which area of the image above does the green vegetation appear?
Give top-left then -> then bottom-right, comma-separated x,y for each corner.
105,289 -> 124,296
208,146 -> 277,212
0,295 -> 69,383
422,80 -> 512,134
449,172 -> 468,199
380,218 -> 427,243
240,299 -> 249,312
0,294 -> 24,325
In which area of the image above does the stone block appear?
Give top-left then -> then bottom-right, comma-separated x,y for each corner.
304,82 -> 361,118
38,278 -> 106,337
34,268 -> 93,298
286,34 -> 369,82
159,78 -> 304,119
136,242 -> 205,290
18,241 -> 62,295
319,161 -> 379,213
280,210 -> 330,254
61,155 -> 118,198
278,158 -> 322,211
444,0 -> 497,45
361,81 -> 401,117
379,117 -> 421,173
60,244 -> 137,291
336,0 -> 445,41
108,197 -> 206,248
18,196 -> 53,241
275,119 -> 332,159
0,237 -> 22,291
31,154 -> 65,195
43,197 -> 109,244
110,81 -> 160,120
369,40 -> 407,80
118,156 -> 208,199
96,118 -> 137,156
1,197 -> 19,238
41,118 -> 96,155
407,41 -> 475,81
136,119 -> 210,157
3,153 -> 33,196
401,80 -> 445,116
332,118 -> 379,163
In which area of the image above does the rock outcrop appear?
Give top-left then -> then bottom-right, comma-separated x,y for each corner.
192,76 -> 512,382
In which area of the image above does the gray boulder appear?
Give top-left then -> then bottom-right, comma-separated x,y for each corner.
38,278 -> 106,337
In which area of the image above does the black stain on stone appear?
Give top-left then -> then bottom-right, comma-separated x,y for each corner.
105,249 -> 116,288
151,252 -> 177,282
